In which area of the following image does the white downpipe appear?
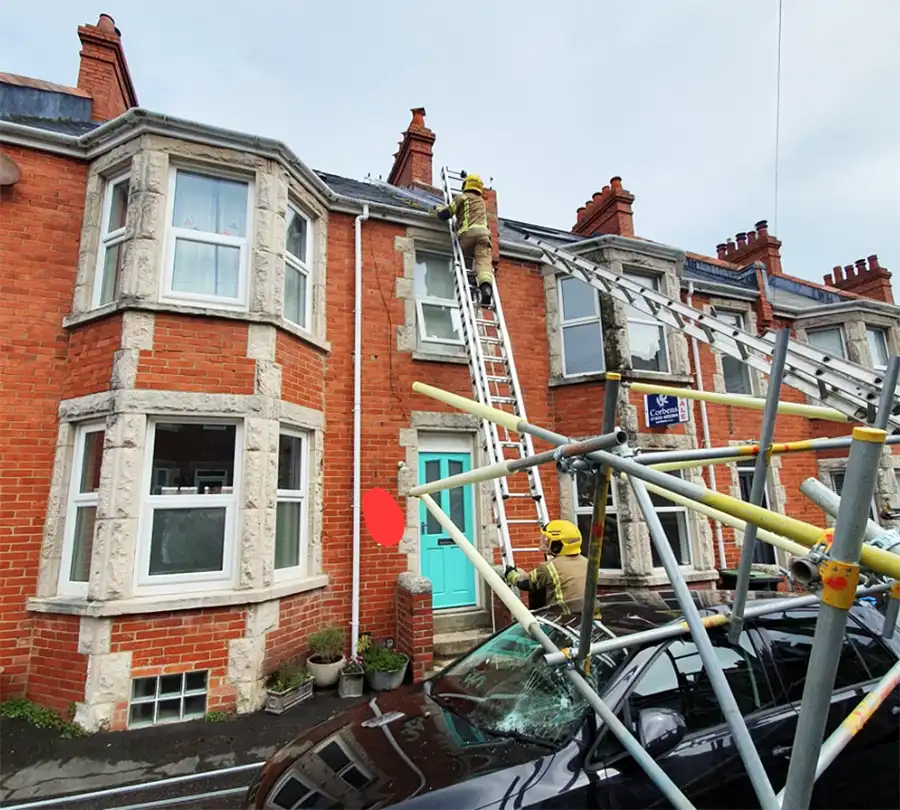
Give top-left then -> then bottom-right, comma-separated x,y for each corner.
351,204 -> 370,658
687,282 -> 728,569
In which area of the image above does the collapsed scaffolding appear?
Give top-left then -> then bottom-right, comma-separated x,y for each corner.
408,168 -> 900,810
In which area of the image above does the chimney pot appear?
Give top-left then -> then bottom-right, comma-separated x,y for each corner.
410,107 -> 426,128
845,264 -> 855,279
97,14 -> 117,33
868,254 -> 880,270
593,191 -> 605,202
855,258 -> 867,274
747,230 -> 757,243
736,232 -> 747,249
755,220 -> 769,237
825,274 -> 834,286
834,265 -> 844,282
716,243 -> 728,260
726,239 -> 736,254
576,206 -> 586,222
610,176 -> 623,190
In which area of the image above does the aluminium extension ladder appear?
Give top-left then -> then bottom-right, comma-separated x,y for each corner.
438,167 -> 550,568
512,229 -> 900,433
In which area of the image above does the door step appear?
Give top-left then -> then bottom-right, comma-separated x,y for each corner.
433,628 -> 493,659
432,608 -> 492,636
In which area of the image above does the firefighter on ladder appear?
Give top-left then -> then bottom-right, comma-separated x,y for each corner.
504,520 -> 588,614
433,173 -> 495,308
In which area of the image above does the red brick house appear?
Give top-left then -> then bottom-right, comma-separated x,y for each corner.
2,15 -> 898,731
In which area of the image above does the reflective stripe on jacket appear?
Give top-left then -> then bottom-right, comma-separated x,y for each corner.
528,554 -> 588,613
438,190 -> 489,235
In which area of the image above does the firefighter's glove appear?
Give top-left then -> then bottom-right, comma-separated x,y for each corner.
505,566 -> 520,587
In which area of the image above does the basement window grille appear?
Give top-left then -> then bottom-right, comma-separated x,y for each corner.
128,670 -> 208,727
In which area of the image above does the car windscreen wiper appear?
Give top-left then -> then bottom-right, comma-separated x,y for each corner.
481,726 -> 559,752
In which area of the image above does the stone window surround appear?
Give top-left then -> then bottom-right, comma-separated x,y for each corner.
816,450 -> 900,530
29,389 -> 327,618
68,133 -> 331,354
793,310 -> 900,370
395,227 -> 468,364
397,411 -> 497,610
702,299 -> 761,397
544,242 -> 694,388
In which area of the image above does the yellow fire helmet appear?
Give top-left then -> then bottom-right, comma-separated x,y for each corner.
541,519 -> 582,555
462,173 -> 484,194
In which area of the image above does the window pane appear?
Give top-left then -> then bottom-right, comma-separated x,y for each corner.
185,671 -> 208,691
623,271 -> 659,318
576,470 -> 613,509
80,431 -> 105,493
275,501 -> 302,570
648,472 -> 682,507
424,460 -> 441,534
448,459 -> 466,527
132,677 -> 157,700
159,673 -> 183,695
807,328 -> 845,358
273,778 -> 307,810
183,693 -> 207,718
830,472 -> 845,497
562,322 -> 604,375
285,263 -> 308,327
172,171 -> 247,237
172,240 -> 240,298
99,242 -> 123,306
150,424 -> 236,495
559,277 -> 597,321
629,322 -> 668,372
651,512 -> 690,566
319,741 -> 350,773
69,506 -> 96,582
157,698 -> 181,722
278,434 -> 304,491
847,616 -> 895,677
342,767 -> 370,789
149,507 -> 227,575
420,303 -> 461,342
415,253 -> 455,301
129,701 -> 155,726
867,328 -> 889,368
108,179 -> 129,232
285,208 -> 308,263
723,355 -> 751,395
577,513 -> 621,568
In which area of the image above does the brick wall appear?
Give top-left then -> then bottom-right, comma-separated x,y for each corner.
136,314 -> 255,394
62,315 -> 122,399
27,616 -> 86,714
0,146 -> 87,698
263,590 -> 325,672
395,579 -> 433,682
276,333 -> 326,410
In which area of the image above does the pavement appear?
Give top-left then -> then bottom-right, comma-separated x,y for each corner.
1,691 -> 370,809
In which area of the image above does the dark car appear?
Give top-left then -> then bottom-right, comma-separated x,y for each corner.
244,591 -> 900,809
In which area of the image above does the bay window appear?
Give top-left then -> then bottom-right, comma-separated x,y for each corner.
648,471 -> 692,567
623,270 -> 669,372
559,277 -> 605,376
414,251 -> 463,345
284,205 -> 312,329
276,430 -> 309,577
573,470 -> 621,569
163,169 -> 251,307
59,423 -> 105,595
737,460 -> 775,564
93,173 -> 130,308
138,420 -> 240,590
718,311 -> 752,395
866,327 -> 889,370
806,327 -> 846,359
829,469 -> 878,523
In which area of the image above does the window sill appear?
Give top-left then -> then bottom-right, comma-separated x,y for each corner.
549,370 -> 695,388
64,301 -> 332,354
27,574 -> 329,617
596,569 -> 719,588
412,349 -> 468,365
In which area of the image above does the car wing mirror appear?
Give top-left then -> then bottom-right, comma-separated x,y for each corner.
638,708 -> 686,759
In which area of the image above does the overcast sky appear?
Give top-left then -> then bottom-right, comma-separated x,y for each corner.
3,1 -> 899,288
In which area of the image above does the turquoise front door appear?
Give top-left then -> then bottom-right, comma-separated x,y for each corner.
419,452 -> 477,609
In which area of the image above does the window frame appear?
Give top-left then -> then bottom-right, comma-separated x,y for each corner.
828,469 -> 878,523
414,250 -> 464,347
92,172 -> 130,309
135,417 -> 242,593
737,461 -> 777,564
313,736 -> 374,791
572,471 -> 623,571
650,471 -> 693,569
806,326 -> 847,359
284,203 -> 313,330
58,422 -> 106,597
623,270 -> 669,373
275,427 -> 311,581
558,276 -> 605,378
866,326 -> 889,370
128,670 -> 208,728
717,310 -> 753,395
160,166 -> 253,310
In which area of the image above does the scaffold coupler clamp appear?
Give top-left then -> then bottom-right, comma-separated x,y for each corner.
868,529 -> 900,556
790,528 -> 835,589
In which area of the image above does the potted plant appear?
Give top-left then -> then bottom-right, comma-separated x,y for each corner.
339,656 -> 365,698
265,664 -> 313,715
363,641 -> 409,692
307,627 -> 346,688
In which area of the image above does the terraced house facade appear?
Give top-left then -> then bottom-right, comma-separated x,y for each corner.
2,15 -> 898,730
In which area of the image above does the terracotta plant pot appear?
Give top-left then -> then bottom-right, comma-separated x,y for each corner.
307,655 -> 345,688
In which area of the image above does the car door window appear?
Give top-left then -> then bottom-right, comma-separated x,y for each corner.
759,610 -> 895,703
629,629 -> 773,734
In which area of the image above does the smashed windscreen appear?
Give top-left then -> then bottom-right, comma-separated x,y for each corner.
428,619 -> 625,748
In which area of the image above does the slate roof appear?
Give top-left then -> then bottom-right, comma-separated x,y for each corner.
0,114 -> 99,136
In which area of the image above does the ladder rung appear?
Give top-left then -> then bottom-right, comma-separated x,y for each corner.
486,375 -> 512,384
506,519 -> 540,525
490,396 -> 518,404
479,336 -> 503,344
499,440 -> 521,447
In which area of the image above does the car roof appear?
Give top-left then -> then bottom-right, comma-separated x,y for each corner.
540,589 -> 801,637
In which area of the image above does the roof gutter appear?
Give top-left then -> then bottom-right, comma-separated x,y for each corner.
680,277 -> 759,300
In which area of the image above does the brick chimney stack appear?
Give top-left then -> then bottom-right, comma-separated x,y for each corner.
387,107 -> 436,190
572,176 -> 635,237
824,255 -> 894,304
77,14 -> 138,122
716,220 -> 783,274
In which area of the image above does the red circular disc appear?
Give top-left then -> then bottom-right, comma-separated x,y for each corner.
362,488 -> 405,547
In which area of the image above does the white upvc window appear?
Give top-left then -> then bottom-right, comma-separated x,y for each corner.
284,205 -> 312,329
806,326 -> 846,359
137,419 -> 241,592
59,423 -> 105,596
573,471 -> 621,570
623,270 -> 669,373
718,311 -> 752,395
414,251 -> 463,345
559,277 -> 605,377
648,471 -> 692,568
829,469 -> 878,523
93,173 -> 130,308
866,327 -> 889,370
275,429 -> 310,579
162,168 -> 252,309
